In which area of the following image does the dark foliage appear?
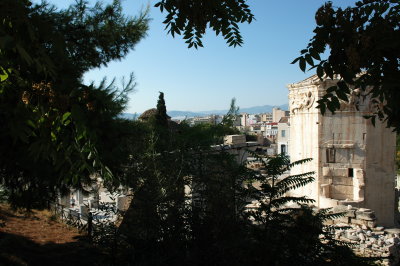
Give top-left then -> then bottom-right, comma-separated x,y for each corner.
155,91 -> 169,128
96,93 -> 367,265
154,0 -> 254,48
293,0 -> 400,131
0,0 -> 148,208
114,147 -> 368,265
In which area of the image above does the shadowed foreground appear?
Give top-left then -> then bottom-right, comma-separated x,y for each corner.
0,204 -> 105,266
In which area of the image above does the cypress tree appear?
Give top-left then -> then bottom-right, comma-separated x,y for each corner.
156,92 -> 169,128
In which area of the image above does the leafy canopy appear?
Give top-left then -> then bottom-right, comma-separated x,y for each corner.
0,0 -> 148,208
293,0 -> 400,131
154,0 -> 254,48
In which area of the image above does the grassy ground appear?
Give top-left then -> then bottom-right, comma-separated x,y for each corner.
0,204 -> 105,266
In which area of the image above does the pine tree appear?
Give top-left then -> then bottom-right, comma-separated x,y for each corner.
0,0 -> 148,208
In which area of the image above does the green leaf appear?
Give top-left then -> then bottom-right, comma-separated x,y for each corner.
51,131 -> 56,141
299,57 -> 306,72
26,119 -> 36,128
336,89 -> 348,102
305,54 -> 314,66
326,85 -> 337,93
327,100 -> 336,114
310,49 -> 321,61
316,65 -> 324,78
331,96 -> 341,109
291,57 -> 300,65
62,112 -> 71,123
324,63 -> 333,79
0,67 -> 10,82
337,81 -> 350,94
317,100 -> 326,115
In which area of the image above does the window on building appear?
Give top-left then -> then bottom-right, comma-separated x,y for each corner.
348,168 -> 354,177
281,130 -> 286,137
281,144 -> 286,154
326,148 -> 336,163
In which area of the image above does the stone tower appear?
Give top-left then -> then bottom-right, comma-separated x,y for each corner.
287,75 -> 396,227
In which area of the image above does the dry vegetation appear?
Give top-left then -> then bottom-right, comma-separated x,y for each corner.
0,204 -> 105,266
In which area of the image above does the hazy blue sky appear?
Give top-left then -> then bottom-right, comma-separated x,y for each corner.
49,0 -> 357,113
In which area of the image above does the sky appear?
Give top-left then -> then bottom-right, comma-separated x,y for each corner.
48,0 -> 357,114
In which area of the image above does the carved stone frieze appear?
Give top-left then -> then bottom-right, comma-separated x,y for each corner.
339,88 -> 363,111
289,89 -> 315,114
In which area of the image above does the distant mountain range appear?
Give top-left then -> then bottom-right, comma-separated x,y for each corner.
121,104 -> 289,120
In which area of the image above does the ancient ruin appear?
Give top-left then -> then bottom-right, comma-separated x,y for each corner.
288,75 -> 397,227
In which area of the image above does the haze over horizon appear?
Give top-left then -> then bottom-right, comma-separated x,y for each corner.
124,103 -> 289,117
48,0 -> 357,114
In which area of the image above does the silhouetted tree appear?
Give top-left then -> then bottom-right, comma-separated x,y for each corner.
0,0 -> 148,208
156,92 -> 169,129
294,0 -> 400,131
154,0 -> 254,48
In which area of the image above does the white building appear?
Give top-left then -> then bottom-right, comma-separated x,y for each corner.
263,122 -> 278,141
272,107 -> 288,123
277,116 -> 290,155
288,75 -> 396,226
191,115 -> 217,125
260,113 -> 273,123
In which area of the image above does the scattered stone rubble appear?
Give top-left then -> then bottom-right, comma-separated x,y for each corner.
325,205 -> 400,265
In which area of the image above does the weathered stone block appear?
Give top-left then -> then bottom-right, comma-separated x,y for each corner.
322,167 -> 332,177
355,210 -> 376,221
337,216 -> 350,223
362,224 -> 368,230
346,209 -> 356,218
331,168 -> 348,177
384,228 -> 400,234
224,135 -> 246,145
347,234 -> 360,241
332,177 -> 353,186
117,196 -> 131,211
333,205 -> 348,213
350,218 -> 368,226
367,221 -> 377,228
333,184 -> 354,194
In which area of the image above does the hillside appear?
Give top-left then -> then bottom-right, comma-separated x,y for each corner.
123,103 -> 289,120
